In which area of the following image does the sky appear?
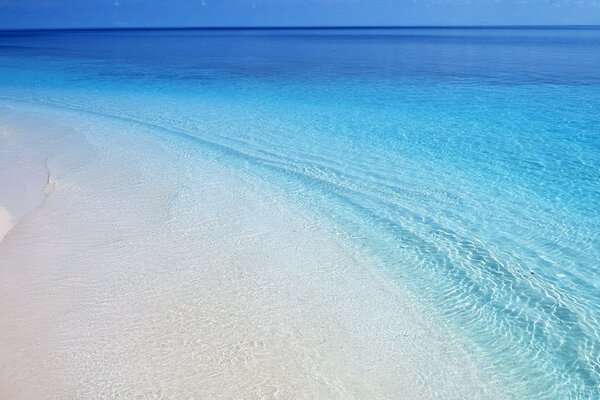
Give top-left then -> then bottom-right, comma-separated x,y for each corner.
0,0 -> 599,29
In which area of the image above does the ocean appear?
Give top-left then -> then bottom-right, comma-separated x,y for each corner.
1,27 -> 599,398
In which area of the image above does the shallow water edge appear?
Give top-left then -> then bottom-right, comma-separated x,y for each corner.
0,104 -> 509,399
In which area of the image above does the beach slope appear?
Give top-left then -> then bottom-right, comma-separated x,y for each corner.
0,105 -> 500,399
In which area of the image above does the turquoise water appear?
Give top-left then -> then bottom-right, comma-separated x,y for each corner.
1,28 -> 599,398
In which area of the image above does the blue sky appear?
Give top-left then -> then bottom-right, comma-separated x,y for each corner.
1,0 -> 599,29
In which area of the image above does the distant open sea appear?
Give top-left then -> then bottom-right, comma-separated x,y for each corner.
1,27 -> 599,398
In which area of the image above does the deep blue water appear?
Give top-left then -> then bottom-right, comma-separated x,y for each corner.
1,27 -> 599,398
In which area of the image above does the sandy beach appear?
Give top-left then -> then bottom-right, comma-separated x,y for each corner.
0,104 -> 504,399
0,206 -> 13,242
1,22 -> 599,398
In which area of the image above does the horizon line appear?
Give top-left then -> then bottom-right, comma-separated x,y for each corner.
1,24 -> 600,33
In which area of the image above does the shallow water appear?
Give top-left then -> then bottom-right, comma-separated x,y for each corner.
1,27 -> 599,398
0,105 -> 500,399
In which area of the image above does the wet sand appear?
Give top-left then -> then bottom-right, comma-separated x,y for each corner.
0,104 -> 502,399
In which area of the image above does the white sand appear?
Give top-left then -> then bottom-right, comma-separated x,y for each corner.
0,206 -> 13,242
0,104 -> 507,399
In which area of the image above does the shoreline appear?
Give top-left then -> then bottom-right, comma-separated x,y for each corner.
0,103 -> 505,399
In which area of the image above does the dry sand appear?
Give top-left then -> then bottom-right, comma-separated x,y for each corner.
0,206 -> 13,242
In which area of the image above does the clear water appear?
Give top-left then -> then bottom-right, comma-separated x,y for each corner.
1,27 -> 599,398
